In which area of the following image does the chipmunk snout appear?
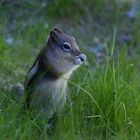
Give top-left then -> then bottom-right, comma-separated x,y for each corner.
74,54 -> 86,65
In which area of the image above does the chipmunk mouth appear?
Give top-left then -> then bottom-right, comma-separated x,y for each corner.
74,54 -> 86,65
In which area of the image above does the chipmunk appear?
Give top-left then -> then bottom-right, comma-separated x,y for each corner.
24,28 -> 86,117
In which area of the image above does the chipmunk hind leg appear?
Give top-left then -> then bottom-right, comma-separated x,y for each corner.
46,112 -> 58,136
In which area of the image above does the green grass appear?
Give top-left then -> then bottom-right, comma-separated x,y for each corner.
0,35 -> 140,140
0,0 -> 140,139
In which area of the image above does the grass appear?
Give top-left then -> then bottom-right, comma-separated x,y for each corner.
0,34 -> 140,140
0,0 -> 140,139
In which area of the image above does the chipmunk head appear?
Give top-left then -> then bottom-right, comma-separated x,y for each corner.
43,28 -> 86,75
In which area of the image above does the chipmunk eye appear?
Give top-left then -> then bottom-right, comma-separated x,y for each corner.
62,42 -> 71,52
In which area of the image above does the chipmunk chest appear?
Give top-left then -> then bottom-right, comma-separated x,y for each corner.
33,78 -> 67,104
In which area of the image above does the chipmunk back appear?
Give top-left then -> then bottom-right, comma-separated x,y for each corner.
24,28 -> 86,116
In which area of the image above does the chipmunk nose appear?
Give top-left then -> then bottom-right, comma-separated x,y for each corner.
78,54 -> 86,62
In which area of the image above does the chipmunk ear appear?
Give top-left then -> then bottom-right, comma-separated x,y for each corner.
50,30 -> 59,42
53,28 -> 63,33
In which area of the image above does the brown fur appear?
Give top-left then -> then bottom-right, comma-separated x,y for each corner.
24,28 -> 86,115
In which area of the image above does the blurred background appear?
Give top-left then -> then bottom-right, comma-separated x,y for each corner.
0,0 -> 139,49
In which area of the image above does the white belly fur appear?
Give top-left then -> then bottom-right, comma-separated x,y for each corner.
28,66 -> 77,116
30,76 -> 68,114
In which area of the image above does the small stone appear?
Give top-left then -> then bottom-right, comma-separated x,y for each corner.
12,83 -> 24,97
5,36 -> 14,45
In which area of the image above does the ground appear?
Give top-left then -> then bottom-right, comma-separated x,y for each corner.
0,0 -> 140,140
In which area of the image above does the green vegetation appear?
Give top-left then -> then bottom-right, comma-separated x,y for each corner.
0,0 -> 140,139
